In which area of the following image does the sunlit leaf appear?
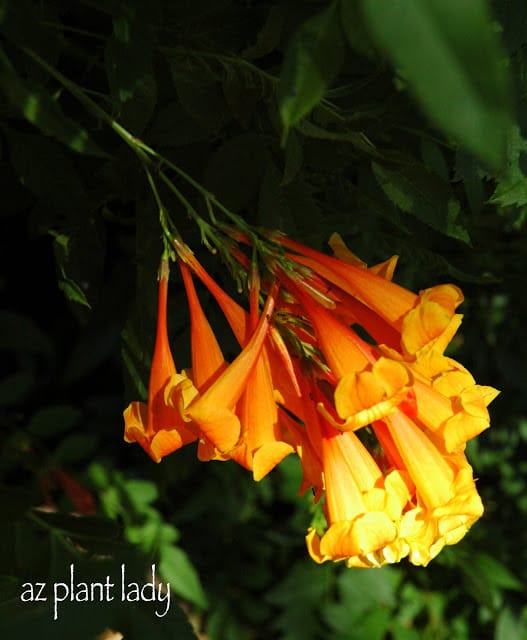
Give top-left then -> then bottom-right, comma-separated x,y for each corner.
357,0 -> 513,171
159,545 -> 208,610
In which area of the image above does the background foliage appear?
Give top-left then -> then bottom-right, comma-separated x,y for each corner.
1,0 -> 526,638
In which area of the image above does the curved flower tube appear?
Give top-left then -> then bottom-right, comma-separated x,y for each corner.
123,258 -> 198,463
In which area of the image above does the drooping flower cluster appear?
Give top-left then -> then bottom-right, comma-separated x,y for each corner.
123,231 -> 498,568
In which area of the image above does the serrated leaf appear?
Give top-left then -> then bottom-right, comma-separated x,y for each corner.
357,0 -> 513,171
0,52 -> 105,157
454,149 -> 485,215
372,158 -> 471,243
489,127 -> 527,208
278,1 -> 345,136
296,119 -> 379,159
159,545 -> 208,609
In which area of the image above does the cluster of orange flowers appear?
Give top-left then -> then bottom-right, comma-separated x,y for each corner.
123,231 -> 498,568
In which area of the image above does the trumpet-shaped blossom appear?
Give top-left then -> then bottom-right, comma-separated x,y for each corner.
123,228 -> 497,570
302,381 -> 414,568
123,258 -> 198,463
176,244 -> 296,478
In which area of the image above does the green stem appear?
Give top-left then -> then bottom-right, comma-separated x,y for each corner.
19,45 -> 153,166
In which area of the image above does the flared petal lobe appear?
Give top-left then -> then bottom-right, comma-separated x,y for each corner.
123,259 -> 198,462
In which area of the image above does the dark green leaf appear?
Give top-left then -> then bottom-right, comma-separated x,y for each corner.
282,129 -> 304,185
454,149 -> 485,215
28,405 -> 82,438
203,133 -> 268,211
0,52 -> 106,157
0,0 -> 60,66
105,2 -> 158,132
53,434 -> 99,465
0,486 -> 36,520
357,0 -> 513,171
258,160 -> 292,231
489,127 -> 527,208
296,120 -> 380,160
0,371 -> 35,406
372,157 -> 471,243
241,5 -> 286,60
146,101 -> 211,147
279,1 -> 345,136
420,138 -> 449,180
170,54 -> 230,133
0,311 -> 53,355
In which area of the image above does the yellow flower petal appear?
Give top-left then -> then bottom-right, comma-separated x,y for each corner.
384,411 -> 455,508
401,285 -> 463,356
334,358 -> 411,429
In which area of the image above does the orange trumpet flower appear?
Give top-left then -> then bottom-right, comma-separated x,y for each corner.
123,258 -> 198,463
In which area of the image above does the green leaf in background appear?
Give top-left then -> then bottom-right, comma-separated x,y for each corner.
257,160 -> 293,231
356,0 -> 513,171
495,606 -> 527,640
50,231 -> 92,309
267,561 -> 333,640
0,310 -> 53,355
28,405 -> 82,439
282,129 -> 304,185
457,550 -> 524,609
105,1 -> 158,133
324,565 -> 402,637
0,51 -> 106,157
489,126 -> 527,220
53,433 -> 99,465
372,157 -> 471,244
278,1 -> 345,138
170,55 -> 231,133
159,545 -> 208,610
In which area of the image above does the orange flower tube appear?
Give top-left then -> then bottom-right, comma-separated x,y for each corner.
123,258 -> 198,462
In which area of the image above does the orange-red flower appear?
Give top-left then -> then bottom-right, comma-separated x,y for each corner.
123,228 -> 498,570
123,258 -> 198,462
175,252 -> 294,478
